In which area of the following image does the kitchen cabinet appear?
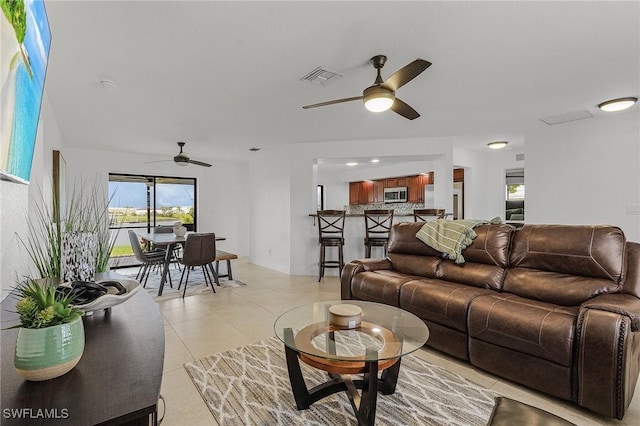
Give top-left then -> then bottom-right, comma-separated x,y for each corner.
350,173 -> 441,205
349,181 -> 375,205
407,174 -> 432,203
361,181 -> 374,204
387,177 -> 408,187
407,175 -> 422,203
373,180 -> 385,203
349,182 -> 360,205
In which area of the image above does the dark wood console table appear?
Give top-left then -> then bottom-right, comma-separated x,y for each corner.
0,272 -> 165,425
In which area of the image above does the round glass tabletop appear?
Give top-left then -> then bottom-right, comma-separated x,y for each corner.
274,300 -> 429,362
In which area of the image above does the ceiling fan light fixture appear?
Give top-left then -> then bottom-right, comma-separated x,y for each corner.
598,97 -> 638,112
487,141 -> 509,150
363,86 -> 395,112
175,161 -> 188,167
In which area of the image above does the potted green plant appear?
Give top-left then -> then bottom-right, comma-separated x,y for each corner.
11,280 -> 85,381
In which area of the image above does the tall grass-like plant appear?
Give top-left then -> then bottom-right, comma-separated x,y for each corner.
20,186 -> 62,278
18,176 -> 119,280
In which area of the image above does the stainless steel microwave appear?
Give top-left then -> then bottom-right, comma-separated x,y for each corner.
384,187 -> 408,203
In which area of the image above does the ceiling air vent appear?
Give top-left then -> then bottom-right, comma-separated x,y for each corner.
516,153 -> 525,161
300,67 -> 343,86
540,110 -> 593,125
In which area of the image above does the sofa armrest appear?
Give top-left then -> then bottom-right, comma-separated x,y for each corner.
576,293 -> 640,419
340,258 -> 393,300
581,293 -> 640,332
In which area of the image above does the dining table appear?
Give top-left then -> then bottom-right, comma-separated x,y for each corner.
137,231 -> 226,296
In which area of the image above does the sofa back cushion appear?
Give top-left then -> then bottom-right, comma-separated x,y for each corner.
504,224 -> 625,305
438,224 -> 515,290
387,222 -> 441,278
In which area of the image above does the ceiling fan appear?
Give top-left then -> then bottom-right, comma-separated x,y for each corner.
302,55 -> 432,120
146,142 -> 212,167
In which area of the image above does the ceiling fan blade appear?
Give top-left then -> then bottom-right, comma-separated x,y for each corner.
390,98 -> 420,120
382,59 -> 432,91
303,96 -> 363,109
188,159 -> 212,167
144,160 -> 173,164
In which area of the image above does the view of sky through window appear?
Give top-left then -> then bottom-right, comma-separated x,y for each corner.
109,182 -> 194,208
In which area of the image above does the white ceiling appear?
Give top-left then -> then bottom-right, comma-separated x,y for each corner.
43,1 -> 639,164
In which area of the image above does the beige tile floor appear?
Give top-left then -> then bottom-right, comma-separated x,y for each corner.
155,259 -> 640,425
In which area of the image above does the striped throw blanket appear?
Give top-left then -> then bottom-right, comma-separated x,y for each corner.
416,218 -> 500,264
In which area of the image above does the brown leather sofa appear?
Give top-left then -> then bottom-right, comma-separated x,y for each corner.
341,222 -> 640,419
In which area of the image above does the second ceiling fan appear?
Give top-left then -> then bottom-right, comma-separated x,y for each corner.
303,55 -> 432,120
145,142 -> 212,167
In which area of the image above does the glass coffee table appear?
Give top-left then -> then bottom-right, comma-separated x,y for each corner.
274,300 -> 429,426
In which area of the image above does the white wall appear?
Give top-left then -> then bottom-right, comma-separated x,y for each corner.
0,180 -> 29,299
63,147 -> 250,258
525,110 -> 640,241
248,150 -> 291,273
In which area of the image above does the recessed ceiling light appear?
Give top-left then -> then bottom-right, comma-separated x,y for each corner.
371,159 -> 380,163
598,97 -> 638,112
346,162 -> 358,166
248,147 -> 261,152
487,141 -> 509,150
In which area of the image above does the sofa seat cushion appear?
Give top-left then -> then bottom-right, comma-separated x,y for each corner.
399,279 -> 494,332
468,294 -> 578,366
351,270 -> 420,306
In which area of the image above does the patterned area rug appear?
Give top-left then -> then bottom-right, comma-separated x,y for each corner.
123,266 -> 246,300
185,337 -> 498,425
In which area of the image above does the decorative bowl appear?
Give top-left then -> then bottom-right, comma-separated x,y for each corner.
60,279 -> 140,313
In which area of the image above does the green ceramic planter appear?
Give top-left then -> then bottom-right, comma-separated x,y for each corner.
14,317 -> 85,381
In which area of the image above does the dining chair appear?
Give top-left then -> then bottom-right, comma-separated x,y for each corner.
128,230 -> 168,287
178,233 -> 219,298
413,208 -> 446,222
316,210 -> 346,282
363,209 -> 394,258
153,225 -> 182,268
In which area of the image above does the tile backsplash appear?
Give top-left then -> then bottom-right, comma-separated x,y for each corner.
345,203 -> 425,215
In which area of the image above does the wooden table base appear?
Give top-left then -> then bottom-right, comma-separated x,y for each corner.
283,328 -> 402,426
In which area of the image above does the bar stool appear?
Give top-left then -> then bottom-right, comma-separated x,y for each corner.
413,208 -> 446,222
316,210 -> 346,282
363,209 -> 394,258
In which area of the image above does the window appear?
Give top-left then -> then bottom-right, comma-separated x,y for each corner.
505,168 -> 525,222
506,184 -> 525,200
108,174 -> 197,261
108,173 -> 197,231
